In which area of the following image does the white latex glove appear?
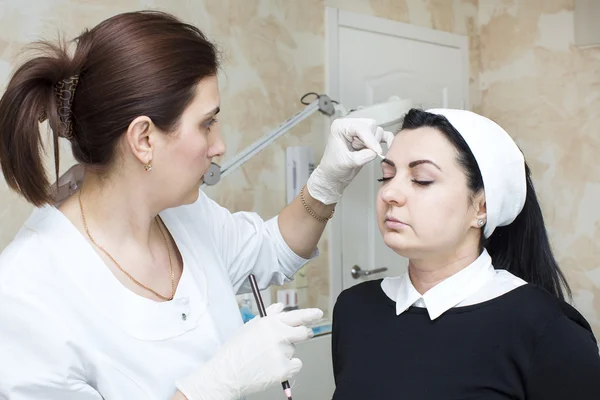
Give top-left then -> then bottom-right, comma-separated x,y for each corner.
175,303 -> 323,400
307,118 -> 395,205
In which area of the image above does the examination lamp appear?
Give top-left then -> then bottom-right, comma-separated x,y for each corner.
201,93 -> 410,187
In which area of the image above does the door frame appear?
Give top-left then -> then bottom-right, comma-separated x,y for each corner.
326,7 -> 470,308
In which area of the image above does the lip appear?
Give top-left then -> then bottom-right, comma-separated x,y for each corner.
384,215 -> 408,230
385,215 -> 406,224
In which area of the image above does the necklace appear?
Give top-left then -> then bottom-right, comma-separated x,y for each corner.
78,189 -> 175,301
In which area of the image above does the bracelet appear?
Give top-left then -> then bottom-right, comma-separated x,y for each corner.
300,186 -> 335,223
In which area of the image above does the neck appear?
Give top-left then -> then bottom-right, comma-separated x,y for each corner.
408,245 -> 481,295
78,171 -> 158,247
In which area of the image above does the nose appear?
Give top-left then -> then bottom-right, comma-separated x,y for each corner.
380,182 -> 407,207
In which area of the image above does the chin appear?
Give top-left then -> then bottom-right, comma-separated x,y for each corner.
382,231 -> 415,258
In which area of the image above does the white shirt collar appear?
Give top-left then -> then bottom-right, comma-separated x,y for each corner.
381,249 -> 496,320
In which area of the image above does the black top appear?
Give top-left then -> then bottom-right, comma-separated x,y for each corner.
332,281 -> 600,399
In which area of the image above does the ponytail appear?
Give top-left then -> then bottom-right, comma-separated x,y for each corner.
0,40 -> 76,206
486,163 -> 571,300
401,109 -> 572,300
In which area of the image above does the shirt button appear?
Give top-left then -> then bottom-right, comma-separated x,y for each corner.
181,313 -> 187,321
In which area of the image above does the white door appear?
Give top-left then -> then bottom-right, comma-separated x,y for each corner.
327,8 -> 470,300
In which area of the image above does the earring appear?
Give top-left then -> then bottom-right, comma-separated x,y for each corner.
144,163 -> 153,172
477,219 -> 485,227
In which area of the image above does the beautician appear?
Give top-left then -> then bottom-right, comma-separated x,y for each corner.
0,10 -> 391,400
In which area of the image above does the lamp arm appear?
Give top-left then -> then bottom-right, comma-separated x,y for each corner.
201,94 -> 337,187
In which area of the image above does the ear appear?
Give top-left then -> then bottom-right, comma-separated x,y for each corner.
125,116 -> 155,165
471,189 -> 487,228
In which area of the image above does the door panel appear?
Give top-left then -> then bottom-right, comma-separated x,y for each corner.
333,13 -> 468,292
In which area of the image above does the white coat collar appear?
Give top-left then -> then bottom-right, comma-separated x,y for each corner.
381,249 -> 495,320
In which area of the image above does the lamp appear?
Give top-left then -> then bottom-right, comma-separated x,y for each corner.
201,93 -> 411,187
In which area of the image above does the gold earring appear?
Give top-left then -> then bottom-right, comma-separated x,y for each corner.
144,163 -> 152,172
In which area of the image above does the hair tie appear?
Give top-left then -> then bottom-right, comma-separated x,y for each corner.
48,75 -> 80,140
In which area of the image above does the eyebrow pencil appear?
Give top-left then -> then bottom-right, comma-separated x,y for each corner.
248,274 -> 293,400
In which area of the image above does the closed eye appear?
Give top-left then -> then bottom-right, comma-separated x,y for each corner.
377,177 -> 433,186
412,180 -> 433,186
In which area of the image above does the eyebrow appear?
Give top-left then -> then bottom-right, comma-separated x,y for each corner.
381,158 -> 442,171
205,106 -> 220,116
382,158 -> 395,167
409,159 -> 442,171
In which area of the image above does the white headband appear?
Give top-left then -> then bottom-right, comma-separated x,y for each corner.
426,109 -> 526,238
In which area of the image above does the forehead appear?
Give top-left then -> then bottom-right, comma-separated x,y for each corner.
388,126 -> 458,163
185,75 -> 220,114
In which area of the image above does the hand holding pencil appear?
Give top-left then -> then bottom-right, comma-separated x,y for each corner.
249,274 -> 323,399
176,285 -> 322,400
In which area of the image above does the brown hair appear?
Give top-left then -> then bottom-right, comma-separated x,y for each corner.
0,10 -> 220,206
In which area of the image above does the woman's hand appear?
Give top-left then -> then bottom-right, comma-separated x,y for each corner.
175,303 -> 323,400
307,118 -> 394,205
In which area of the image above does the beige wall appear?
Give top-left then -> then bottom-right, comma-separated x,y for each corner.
479,0 -> 600,335
0,0 -> 598,335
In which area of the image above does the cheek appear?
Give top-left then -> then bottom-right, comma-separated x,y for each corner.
376,188 -> 388,222
376,189 -> 385,214
193,141 -> 209,161
416,192 -> 468,238
178,133 -> 209,165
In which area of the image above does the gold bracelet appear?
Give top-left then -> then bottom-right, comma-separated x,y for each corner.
300,186 -> 335,223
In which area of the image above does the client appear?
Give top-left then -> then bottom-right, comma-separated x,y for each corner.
331,108 -> 600,399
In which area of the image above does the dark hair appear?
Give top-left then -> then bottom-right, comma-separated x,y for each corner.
0,10 -> 220,206
400,108 -> 571,300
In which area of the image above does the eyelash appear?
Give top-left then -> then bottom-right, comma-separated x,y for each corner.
377,177 -> 434,187
204,118 -> 217,132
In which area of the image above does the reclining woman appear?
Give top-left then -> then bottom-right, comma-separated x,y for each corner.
331,108 -> 600,399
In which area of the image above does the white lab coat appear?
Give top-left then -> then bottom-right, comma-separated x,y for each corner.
0,190 -> 314,399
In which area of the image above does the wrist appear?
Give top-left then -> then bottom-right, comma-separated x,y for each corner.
300,186 -> 335,222
306,166 -> 346,206
175,358 -> 238,400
